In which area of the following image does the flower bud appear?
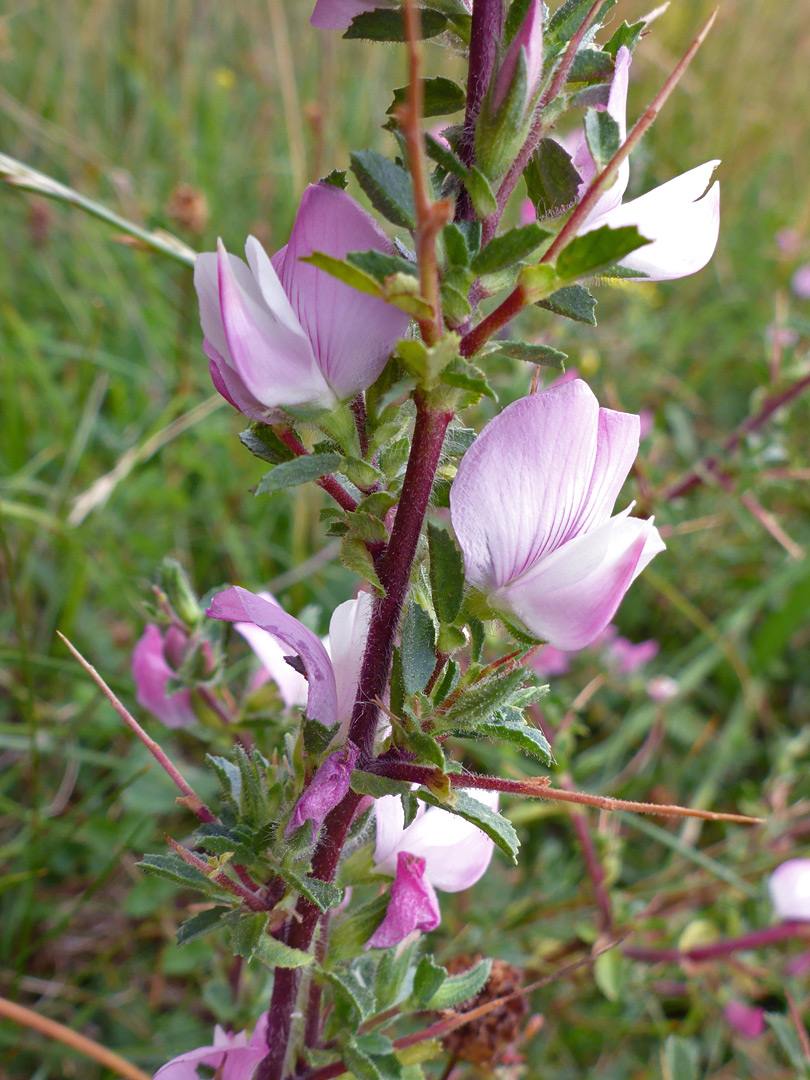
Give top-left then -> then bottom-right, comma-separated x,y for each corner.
159,558 -> 201,628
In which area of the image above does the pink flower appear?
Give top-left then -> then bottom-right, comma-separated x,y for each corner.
492,0 -> 543,112
367,790 -> 498,947
153,1014 -> 267,1079
567,47 -> 720,281
769,859 -> 810,921
132,625 -> 197,729
234,592 -> 309,705
724,1000 -> 766,1040
194,183 -> 409,420
285,742 -> 359,839
310,0 -> 390,30
606,635 -> 659,675
450,380 -> 664,650
529,644 -> 571,677
791,264 -> 810,299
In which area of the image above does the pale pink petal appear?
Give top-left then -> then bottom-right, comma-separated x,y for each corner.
724,1001 -> 766,1039
132,625 -> 197,729
450,382 -> 601,592
374,791 -> 498,893
607,635 -> 659,674
272,183 -> 409,400
573,45 -> 631,221
310,0 -> 385,30
528,645 -> 571,677
234,592 -> 309,708
216,241 -> 333,408
573,405 -> 640,534
791,264 -> 810,299
205,343 -> 282,423
286,742 -> 359,839
496,509 -> 664,650
585,162 -> 721,280
366,852 -> 441,948
769,859 -> 810,921
328,592 -> 373,728
153,1024 -> 265,1080
207,587 -> 337,728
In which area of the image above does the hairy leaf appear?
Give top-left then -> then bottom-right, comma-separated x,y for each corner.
254,453 -> 343,497
537,283 -> 597,325
351,150 -> 416,230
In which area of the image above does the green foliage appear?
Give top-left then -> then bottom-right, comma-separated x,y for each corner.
470,223 -> 552,276
427,523 -> 465,625
488,340 -> 567,368
555,225 -> 649,281
388,77 -> 465,118
584,108 -> 621,171
254,452 -> 343,496
537,283 -> 598,324
525,138 -> 583,218
417,787 -> 520,862
351,149 -> 416,230
400,602 -> 437,695
344,8 -> 448,41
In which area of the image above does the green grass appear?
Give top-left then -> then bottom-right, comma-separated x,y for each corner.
2,0 -> 810,1076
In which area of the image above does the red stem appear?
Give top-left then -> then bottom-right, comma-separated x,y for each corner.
455,0 -> 503,219
624,922 -> 810,964
278,428 -> 358,513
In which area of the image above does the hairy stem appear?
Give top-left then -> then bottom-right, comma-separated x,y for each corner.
455,0 -> 503,220
624,921 -> 810,964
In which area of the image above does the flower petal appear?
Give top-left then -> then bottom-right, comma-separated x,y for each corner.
207,587 -> 338,728
310,0 -> 385,30
769,859 -> 810,922
585,162 -> 721,280
131,625 -> 197,729
366,852 -> 441,948
286,742 -> 359,839
450,381 -> 601,592
572,44 -> 631,221
327,592 -> 373,729
216,241 -> 333,409
233,592 -> 309,707
205,342 -> 283,423
496,508 -> 664,650
574,405 -> 640,535
272,183 -> 410,400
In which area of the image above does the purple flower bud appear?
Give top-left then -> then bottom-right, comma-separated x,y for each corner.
286,742 -> 359,840
131,625 -> 197,729
724,1000 -> 766,1039
153,1014 -> 268,1079
366,851 -> 441,949
492,0 -> 544,112
769,859 -> 810,921
194,183 -> 409,420
450,380 -> 665,651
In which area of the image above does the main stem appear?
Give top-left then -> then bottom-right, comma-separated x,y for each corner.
455,0 -> 503,220
257,396 -> 453,1080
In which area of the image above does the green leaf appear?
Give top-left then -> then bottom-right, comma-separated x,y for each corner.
234,745 -> 270,823
567,47 -> 614,87
351,150 -> 416,230
302,250 -> 384,296
525,139 -> 583,218
254,934 -> 314,969
206,754 -> 241,813
426,957 -> 492,1008
456,220 -> 482,260
350,771 -> 412,799
137,853 -> 217,893
347,249 -> 418,282
254,453 -> 343,496
417,788 -> 519,862
474,706 -> 554,762
345,8 -> 448,41
465,166 -> 497,218
489,340 -> 567,369
428,524 -> 465,625
303,718 -> 339,756
375,939 -> 418,1009
340,536 -> 384,595
401,602 -> 437,696
424,132 -> 468,181
441,358 -> 496,401
282,866 -> 345,914
405,730 -> 445,770
433,659 -> 460,704
604,20 -> 645,58
176,905 -> 230,945
322,169 -> 349,189
238,424 -> 295,465
438,665 -> 528,729
504,0 -> 533,43
556,224 -> 648,281
443,223 -> 470,267
388,76 -> 465,118
470,223 -> 551,276
546,0 -> 616,56
227,911 -> 268,962
442,426 -> 476,457
594,948 -> 627,1003
412,955 -> 447,1006
584,108 -> 620,171
764,1013 -> 810,1073
330,895 -> 390,960
321,967 -> 378,1021
661,1034 -> 699,1080
537,284 -> 597,325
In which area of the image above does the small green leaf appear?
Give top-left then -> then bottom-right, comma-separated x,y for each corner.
567,47 -> 614,87
206,754 -> 241,813
584,109 -> 620,171
604,20 -> 645,58
412,955 -> 447,1006
443,223 -> 470,267
227,911 -> 268,962
176,906 -> 230,945
441,426 -> 476,457
439,281 -> 471,324
375,939 -> 419,1009
546,0 -> 616,56
537,284 -> 597,325
417,788 -> 519,862
401,602 -> 437,696
556,225 -> 648,282
322,169 -> 349,189
470,223 -> 551,276
302,250 -> 384,296
347,249 -> 418,283
303,718 -> 339,755
489,340 -> 567,369
594,948 -> 627,1003
424,132 -> 468,180
351,150 -> 416,230
283,867 -> 344,914
321,968 -> 378,1021
438,666 -> 528,729
426,957 -> 492,1008
388,76 -> 465,118
330,895 -> 390,960
441,358 -> 496,400
238,424 -> 295,465
433,659 -> 460,704
525,138 -> 582,218
405,730 -> 445,770
428,524 -> 465,625
465,166 -> 497,218
456,220 -> 482,260
345,8 -> 448,41
661,1034 -> 699,1080
350,771 -> 412,799
137,853 -> 216,893
340,536 -> 384,595
254,453 -> 343,496
254,934 -> 314,969
473,706 -> 554,762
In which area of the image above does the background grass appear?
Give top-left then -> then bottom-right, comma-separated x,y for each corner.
2,0 -> 810,1076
